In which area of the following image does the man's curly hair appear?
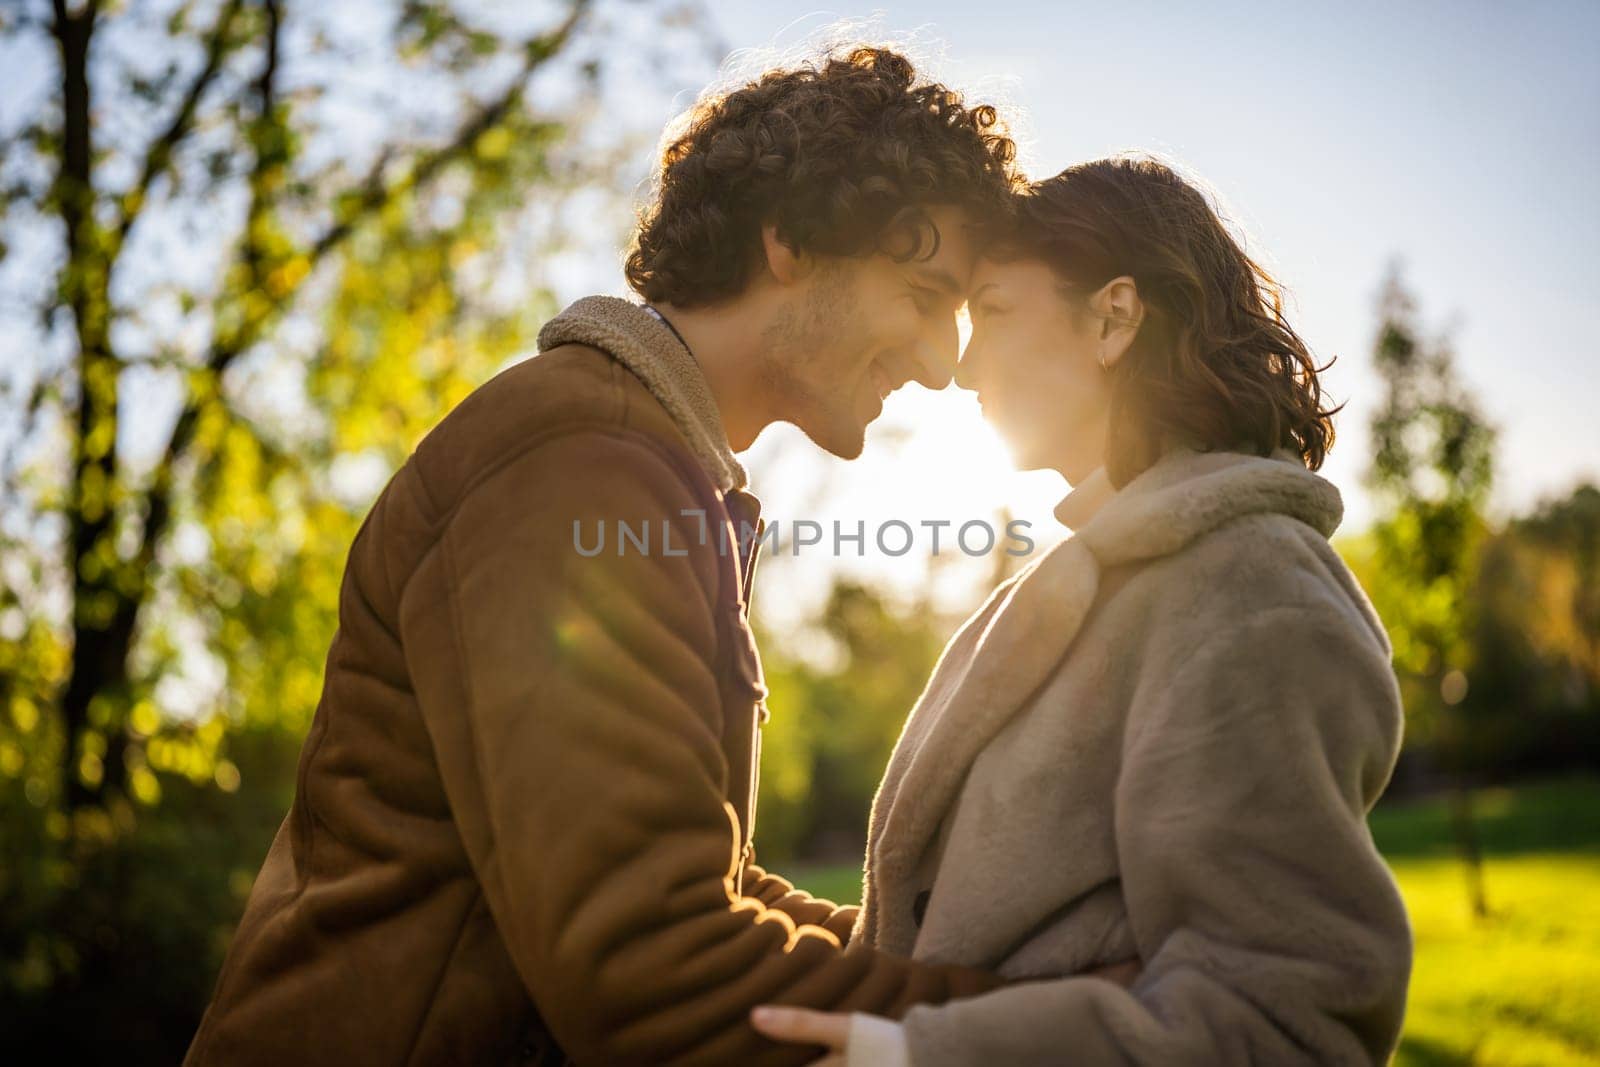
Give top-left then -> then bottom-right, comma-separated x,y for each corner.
625,46 -> 1021,307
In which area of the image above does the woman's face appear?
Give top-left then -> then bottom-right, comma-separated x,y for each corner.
958,256 -> 1112,480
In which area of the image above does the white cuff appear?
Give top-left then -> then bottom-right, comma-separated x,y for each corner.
847,1013 -> 911,1067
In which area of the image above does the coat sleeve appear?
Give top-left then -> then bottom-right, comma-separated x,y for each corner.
742,857 -> 861,946
398,429 -> 997,1067
896,599 -> 1413,1065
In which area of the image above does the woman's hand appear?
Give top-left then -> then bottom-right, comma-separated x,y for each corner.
749,1006 -> 852,1065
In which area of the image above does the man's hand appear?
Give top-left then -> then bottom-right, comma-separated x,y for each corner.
750,958 -> 1140,1064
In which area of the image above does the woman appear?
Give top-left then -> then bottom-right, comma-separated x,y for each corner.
752,156 -> 1413,1064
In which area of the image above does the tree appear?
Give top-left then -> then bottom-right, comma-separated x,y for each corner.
1362,262 -> 1497,916
1469,484 -> 1600,773
0,0 -> 712,1056
1,0 -> 604,814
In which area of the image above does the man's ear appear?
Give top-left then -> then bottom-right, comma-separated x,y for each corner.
1090,275 -> 1144,369
761,223 -> 808,286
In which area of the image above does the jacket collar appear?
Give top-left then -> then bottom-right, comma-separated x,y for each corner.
536,296 -> 749,493
1052,466 -> 1115,530
1077,445 -> 1341,566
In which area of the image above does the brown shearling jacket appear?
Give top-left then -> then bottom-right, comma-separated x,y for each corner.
182,297 -> 997,1067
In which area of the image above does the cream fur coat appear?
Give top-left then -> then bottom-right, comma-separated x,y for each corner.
851,446 -> 1413,1065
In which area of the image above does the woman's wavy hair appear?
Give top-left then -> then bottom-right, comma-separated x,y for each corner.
625,46 -> 1021,307
1003,155 -> 1340,485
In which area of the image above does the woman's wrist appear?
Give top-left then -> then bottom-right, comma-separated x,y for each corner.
847,1012 -> 910,1067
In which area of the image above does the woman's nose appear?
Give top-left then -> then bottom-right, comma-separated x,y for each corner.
954,341 -> 980,392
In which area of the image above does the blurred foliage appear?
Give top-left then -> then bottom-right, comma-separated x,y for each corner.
754,580 -> 954,861
1465,488 -> 1600,770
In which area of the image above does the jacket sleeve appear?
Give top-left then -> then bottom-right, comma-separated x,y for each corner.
398,429 -> 997,1066
894,599 -> 1414,1065
742,858 -> 861,946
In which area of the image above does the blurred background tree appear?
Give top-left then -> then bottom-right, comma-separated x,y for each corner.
0,0 -> 712,1057
1468,485 -> 1600,773
1349,263 -> 1498,914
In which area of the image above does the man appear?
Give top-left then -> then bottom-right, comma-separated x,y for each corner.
185,46 -> 1019,1066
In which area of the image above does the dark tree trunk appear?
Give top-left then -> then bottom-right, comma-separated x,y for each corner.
53,0 -> 134,811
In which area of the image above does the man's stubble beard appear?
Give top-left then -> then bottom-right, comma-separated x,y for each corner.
758,261 -> 870,459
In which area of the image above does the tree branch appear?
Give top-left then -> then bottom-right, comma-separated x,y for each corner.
308,0 -> 590,263
239,0 -> 282,292
128,0 -> 284,583
112,0 -> 247,252
0,366 -> 65,510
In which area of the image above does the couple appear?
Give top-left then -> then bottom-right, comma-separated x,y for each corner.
185,45 -> 1412,1066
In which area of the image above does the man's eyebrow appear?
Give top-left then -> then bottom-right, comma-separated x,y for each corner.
913,264 -> 963,296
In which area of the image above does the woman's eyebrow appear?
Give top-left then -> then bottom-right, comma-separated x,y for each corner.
967,281 -> 997,303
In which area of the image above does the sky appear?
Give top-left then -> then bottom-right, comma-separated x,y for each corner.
589,0 -> 1600,624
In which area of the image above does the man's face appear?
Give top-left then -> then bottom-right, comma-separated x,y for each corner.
760,205 -> 979,459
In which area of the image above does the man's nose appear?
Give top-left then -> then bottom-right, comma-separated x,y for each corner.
909,313 -> 960,389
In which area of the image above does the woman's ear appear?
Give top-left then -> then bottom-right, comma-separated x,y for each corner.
761,223 -> 808,286
1090,275 -> 1144,369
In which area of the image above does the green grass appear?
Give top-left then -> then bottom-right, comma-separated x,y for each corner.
789,777 -> 1600,1066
